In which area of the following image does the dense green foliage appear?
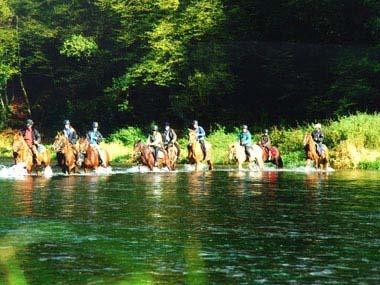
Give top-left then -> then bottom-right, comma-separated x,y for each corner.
0,0 -> 379,135
102,113 -> 380,169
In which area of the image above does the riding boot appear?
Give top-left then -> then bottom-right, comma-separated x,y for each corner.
154,147 -> 159,167
245,146 -> 250,159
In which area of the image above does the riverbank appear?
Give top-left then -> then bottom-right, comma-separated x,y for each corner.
2,113 -> 380,169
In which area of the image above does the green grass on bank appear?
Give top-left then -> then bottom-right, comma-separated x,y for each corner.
2,113 -> 380,169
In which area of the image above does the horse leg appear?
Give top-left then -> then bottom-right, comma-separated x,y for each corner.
207,159 -> 213,171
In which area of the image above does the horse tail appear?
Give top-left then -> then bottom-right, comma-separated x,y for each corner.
277,156 -> 284,168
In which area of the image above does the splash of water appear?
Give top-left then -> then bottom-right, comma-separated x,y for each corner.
0,163 -> 28,179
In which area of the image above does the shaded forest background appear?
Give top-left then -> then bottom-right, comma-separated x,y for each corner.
1,0 -> 380,136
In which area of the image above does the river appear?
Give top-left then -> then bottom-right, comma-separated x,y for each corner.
0,167 -> 379,284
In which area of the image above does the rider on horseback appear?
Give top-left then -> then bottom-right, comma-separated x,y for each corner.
260,129 -> 272,160
63,120 -> 79,157
20,119 -> 41,162
239,125 -> 252,158
192,120 -> 207,159
147,125 -> 164,166
312,123 -> 324,156
86,122 -> 107,167
163,122 -> 180,158
63,120 -> 78,145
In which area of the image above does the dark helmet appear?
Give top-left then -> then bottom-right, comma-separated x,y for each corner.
92,122 -> 99,128
164,122 -> 170,127
242,124 -> 248,130
193,120 -> 198,125
152,125 -> 158,131
26,119 -> 34,127
63,119 -> 70,126
264,129 -> 269,134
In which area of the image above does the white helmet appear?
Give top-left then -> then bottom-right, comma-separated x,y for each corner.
315,123 -> 322,129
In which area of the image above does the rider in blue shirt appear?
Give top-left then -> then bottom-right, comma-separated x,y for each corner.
192,120 -> 206,158
239,125 -> 252,157
86,122 -> 106,167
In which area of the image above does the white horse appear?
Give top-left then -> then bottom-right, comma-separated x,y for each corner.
229,142 -> 264,171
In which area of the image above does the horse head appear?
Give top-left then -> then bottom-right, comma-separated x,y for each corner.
188,128 -> 197,145
52,132 -> 66,152
133,140 -> 143,161
228,143 -> 237,161
12,132 -> 25,153
76,138 -> 89,166
303,133 -> 312,147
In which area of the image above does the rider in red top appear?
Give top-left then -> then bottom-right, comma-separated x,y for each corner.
19,119 -> 41,161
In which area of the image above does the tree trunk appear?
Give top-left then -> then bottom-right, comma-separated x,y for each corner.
19,76 -> 31,116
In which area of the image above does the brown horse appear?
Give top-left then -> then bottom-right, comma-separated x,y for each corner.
12,132 -> 51,174
52,132 -> 78,174
303,134 -> 329,170
260,145 -> 283,168
166,143 -> 179,170
187,129 -> 213,171
77,138 -> 110,172
133,140 -> 172,171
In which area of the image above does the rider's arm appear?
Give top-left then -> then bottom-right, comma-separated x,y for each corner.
86,131 -> 92,143
171,130 -> 177,143
34,129 -> 41,144
198,127 -> 206,139
97,132 -> 104,143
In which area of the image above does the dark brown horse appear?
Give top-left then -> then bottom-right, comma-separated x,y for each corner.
77,138 -> 110,172
133,140 -> 172,171
52,132 -> 78,174
260,145 -> 283,168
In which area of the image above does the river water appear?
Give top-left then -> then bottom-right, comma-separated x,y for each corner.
0,167 -> 379,284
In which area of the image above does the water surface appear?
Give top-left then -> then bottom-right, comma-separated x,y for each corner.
0,169 -> 379,284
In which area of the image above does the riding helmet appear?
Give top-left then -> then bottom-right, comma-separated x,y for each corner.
193,120 -> 198,126
264,129 -> 269,134
92,122 -> 99,128
164,122 -> 170,127
315,123 -> 322,129
64,119 -> 70,126
242,125 -> 248,129
26,119 -> 34,127
152,125 -> 158,131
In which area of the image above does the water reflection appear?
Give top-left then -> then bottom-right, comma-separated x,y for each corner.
0,170 -> 379,284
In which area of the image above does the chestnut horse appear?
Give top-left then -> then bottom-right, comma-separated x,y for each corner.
12,132 -> 51,174
166,144 -> 179,170
77,138 -> 110,172
133,140 -> 172,171
52,132 -> 78,174
260,145 -> 283,168
229,143 -> 264,171
187,129 -> 213,171
303,134 -> 329,170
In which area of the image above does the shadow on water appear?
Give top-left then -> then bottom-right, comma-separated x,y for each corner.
0,170 -> 379,284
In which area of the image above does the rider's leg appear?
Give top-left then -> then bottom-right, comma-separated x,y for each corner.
154,146 -> 159,166
244,146 -> 250,158
174,142 -> 181,158
30,145 -> 38,164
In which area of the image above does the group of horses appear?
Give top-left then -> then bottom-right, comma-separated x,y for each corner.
11,129 -> 329,176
